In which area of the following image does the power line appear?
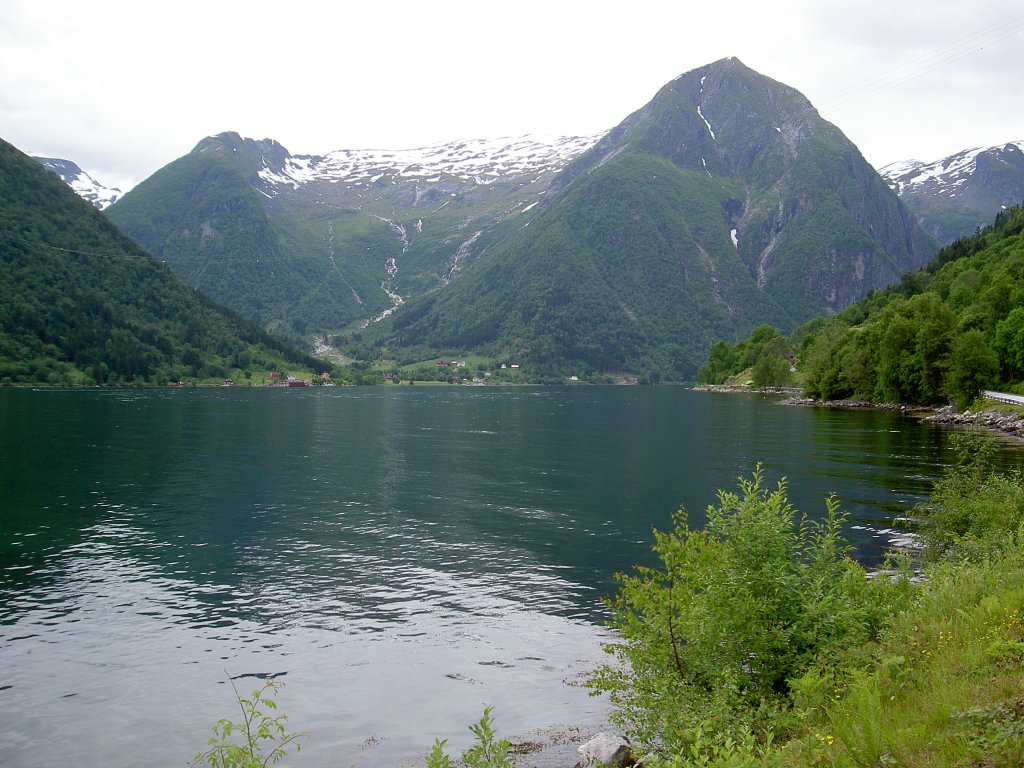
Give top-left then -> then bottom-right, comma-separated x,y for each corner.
815,11 -> 1024,114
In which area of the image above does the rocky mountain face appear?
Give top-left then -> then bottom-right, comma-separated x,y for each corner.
33,156 -> 122,209
105,131 -> 599,341
391,58 -> 938,377
881,141 -> 1024,244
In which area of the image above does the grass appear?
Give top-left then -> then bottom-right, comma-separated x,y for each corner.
978,397 -> 1024,417
777,552 -> 1024,767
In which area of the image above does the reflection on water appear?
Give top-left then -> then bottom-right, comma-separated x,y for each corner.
2,387 -> 1021,768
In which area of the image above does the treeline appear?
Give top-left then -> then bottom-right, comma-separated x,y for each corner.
699,206 -> 1024,406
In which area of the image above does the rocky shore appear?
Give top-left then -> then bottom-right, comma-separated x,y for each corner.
782,396 -> 1024,442
781,396 -> 930,414
924,404 -> 1024,440
700,384 -> 1024,441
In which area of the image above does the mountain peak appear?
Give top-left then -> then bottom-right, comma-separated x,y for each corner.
556,57 -> 824,191
389,60 -> 936,377
194,132 -> 291,164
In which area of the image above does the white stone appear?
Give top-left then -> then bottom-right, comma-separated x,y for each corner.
578,733 -> 632,768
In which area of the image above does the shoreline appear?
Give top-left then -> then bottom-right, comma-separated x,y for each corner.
695,384 -> 1024,442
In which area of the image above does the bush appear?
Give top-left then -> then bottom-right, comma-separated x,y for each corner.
588,467 -> 912,758
920,431 -> 1024,561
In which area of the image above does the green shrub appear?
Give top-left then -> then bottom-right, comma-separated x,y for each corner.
426,707 -> 511,768
588,467 -> 912,757
920,431 -> 1024,560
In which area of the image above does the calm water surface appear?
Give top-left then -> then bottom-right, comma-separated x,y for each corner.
1,387 -> 1019,767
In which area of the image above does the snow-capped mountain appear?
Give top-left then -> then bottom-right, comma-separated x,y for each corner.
33,156 -> 122,209
256,134 -> 602,192
880,140 -> 1024,243
105,130 -> 604,340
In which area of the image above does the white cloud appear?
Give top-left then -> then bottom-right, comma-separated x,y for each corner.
1,0 -> 1021,190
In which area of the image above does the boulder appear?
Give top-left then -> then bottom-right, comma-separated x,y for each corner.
577,733 -> 633,768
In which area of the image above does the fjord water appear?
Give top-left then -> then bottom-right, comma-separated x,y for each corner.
1,386 -> 1017,767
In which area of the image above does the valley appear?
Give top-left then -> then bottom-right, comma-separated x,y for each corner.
25,59 -> 1024,386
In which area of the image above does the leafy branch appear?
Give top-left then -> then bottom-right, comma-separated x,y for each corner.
190,677 -> 305,768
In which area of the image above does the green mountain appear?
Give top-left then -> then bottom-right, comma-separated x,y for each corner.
105,131 -> 596,343
387,58 -> 938,378
0,138 -> 320,385
99,59 -> 937,379
105,132 -> 379,340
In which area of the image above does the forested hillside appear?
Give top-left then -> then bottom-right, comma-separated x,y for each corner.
700,206 -> 1024,406
104,133 -> 379,340
0,138 -> 322,385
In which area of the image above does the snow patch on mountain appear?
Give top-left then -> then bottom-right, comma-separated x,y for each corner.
880,140 -> 1024,196
257,134 -> 602,193
34,157 -> 122,209
697,75 -> 716,141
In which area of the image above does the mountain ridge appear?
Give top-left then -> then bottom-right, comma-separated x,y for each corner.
105,129 -> 599,342
90,58 -> 939,377
880,140 -> 1024,244
1,138 -> 320,385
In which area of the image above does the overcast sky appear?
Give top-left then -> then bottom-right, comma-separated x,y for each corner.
2,0 -> 1022,192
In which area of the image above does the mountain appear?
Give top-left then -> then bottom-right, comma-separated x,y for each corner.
98,58 -> 937,379
387,58 -> 938,378
105,131 -> 600,341
33,156 -> 122,209
881,141 -> 1024,245
0,137 -> 320,385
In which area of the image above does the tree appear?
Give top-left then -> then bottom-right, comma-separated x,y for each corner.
995,306 -> 1024,380
751,352 -> 789,389
875,308 -> 918,403
946,329 -> 998,408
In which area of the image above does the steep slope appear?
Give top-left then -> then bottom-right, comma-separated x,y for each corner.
0,138 -> 319,385
106,131 -> 601,341
105,133 -> 384,340
782,205 -> 1024,407
34,156 -> 122,209
388,58 -> 937,378
391,151 -> 783,375
881,141 -> 1024,244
